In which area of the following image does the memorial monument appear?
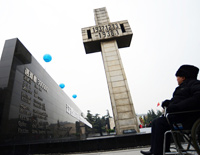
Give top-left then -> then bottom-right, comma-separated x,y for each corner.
0,38 -> 91,144
82,7 -> 139,135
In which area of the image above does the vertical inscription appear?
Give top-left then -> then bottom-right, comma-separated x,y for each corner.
18,67 -> 49,135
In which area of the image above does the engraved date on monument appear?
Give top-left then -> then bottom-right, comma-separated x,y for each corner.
91,23 -> 120,33
98,30 -> 119,38
91,22 -> 121,39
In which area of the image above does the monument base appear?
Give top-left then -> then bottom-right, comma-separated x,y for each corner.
0,133 -> 151,154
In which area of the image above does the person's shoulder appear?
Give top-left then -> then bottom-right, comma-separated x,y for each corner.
187,79 -> 199,83
192,79 -> 200,83
187,79 -> 200,87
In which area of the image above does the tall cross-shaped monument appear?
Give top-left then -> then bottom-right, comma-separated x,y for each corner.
82,7 -> 139,135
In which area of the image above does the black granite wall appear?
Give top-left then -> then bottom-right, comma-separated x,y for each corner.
0,38 -> 91,145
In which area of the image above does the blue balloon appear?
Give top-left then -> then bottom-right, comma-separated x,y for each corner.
43,54 -> 52,62
72,94 -> 77,99
59,83 -> 65,89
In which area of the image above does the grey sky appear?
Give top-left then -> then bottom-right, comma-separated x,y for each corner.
0,0 -> 200,116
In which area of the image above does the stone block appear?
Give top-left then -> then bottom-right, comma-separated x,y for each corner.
108,65 -> 121,71
107,60 -> 120,67
115,98 -> 129,106
110,75 -> 124,82
104,51 -> 117,57
98,20 -> 109,24
104,47 -> 116,52
118,111 -> 133,119
106,55 -> 118,61
103,42 -> 114,48
112,80 -> 125,87
97,16 -> 108,20
118,118 -> 135,126
116,104 -> 131,112
114,92 -> 128,100
112,86 -> 126,93
109,70 -> 122,76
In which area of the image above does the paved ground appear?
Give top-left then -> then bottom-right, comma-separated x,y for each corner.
67,147 -> 149,155
33,147 -> 150,155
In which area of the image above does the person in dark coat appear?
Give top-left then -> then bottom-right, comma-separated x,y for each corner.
141,64 -> 200,155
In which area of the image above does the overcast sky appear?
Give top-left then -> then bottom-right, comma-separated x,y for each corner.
0,0 -> 200,117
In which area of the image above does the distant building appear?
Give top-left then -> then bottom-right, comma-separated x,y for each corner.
109,117 -> 115,130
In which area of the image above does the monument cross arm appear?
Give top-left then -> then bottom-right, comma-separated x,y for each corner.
81,7 -> 139,135
82,7 -> 133,54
